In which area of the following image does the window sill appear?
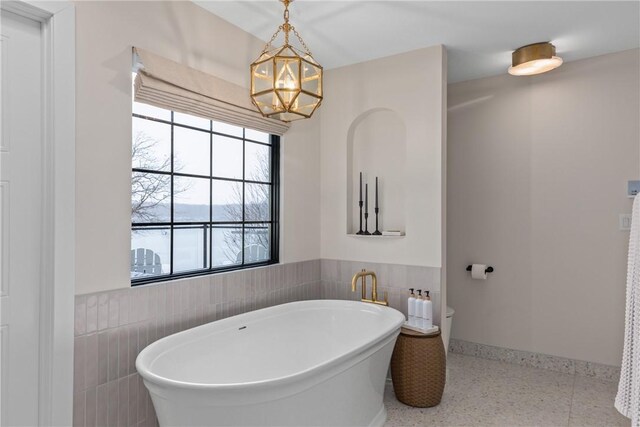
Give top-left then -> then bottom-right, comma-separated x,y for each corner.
130,260 -> 278,286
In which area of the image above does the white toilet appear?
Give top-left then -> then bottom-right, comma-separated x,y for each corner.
443,306 -> 455,351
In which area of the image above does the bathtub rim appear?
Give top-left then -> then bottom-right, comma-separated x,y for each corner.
136,299 -> 405,392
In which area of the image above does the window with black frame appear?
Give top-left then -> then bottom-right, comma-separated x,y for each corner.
130,101 -> 279,284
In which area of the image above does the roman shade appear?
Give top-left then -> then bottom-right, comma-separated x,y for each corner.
132,47 -> 290,136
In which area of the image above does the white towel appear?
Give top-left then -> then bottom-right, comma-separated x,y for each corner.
616,194 -> 640,424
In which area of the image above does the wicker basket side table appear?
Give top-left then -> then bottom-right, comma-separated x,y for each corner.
390,327 -> 446,408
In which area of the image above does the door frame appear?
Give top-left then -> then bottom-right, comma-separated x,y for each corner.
0,1 -> 75,426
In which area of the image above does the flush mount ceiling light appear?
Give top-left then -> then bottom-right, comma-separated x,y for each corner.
508,42 -> 563,76
250,0 -> 323,122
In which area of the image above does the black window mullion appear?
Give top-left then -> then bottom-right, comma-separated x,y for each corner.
132,114 -> 172,126
271,135 -> 280,263
209,120 -> 213,270
169,111 -> 175,276
134,220 -> 274,227
244,138 -> 272,147
131,168 -> 172,176
241,128 -> 246,267
132,168 -> 271,185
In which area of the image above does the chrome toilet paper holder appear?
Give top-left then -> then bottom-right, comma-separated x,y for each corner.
466,265 -> 494,273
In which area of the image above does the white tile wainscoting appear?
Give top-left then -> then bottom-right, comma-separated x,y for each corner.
72,260 -> 321,427
72,259 -> 442,426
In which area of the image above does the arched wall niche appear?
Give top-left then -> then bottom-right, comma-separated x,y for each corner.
346,108 -> 407,234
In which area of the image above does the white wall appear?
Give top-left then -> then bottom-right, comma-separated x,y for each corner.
281,113 -> 322,263
320,46 -> 447,268
447,49 -> 640,366
75,1 -> 320,294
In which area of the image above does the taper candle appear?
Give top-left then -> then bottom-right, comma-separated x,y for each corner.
365,183 -> 369,215
375,177 -> 379,209
359,172 -> 362,202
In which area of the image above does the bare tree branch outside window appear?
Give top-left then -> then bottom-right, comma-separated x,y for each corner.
222,149 -> 271,263
131,131 -> 188,222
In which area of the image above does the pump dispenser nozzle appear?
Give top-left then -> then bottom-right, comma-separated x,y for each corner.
407,288 -> 417,323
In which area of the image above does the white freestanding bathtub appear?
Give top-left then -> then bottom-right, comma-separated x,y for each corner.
136,299 -> 405,427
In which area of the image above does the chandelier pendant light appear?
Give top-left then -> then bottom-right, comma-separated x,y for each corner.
250,0 -> 323,122
508,42 -> 563,76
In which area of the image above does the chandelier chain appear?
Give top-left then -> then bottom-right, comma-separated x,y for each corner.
263,25 -> 283,54
290,25 -> 313,56
282,0 -> 290,45
283,1 -> 289,23
261,0 -> 312,56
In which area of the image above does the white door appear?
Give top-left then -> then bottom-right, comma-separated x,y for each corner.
0,9 -> 43,427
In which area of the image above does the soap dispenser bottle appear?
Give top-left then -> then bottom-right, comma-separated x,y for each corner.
416,290 -> 425,329
408,288 -> 416,325
423,291 -> 433,330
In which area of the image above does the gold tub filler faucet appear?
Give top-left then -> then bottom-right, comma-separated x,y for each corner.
351,269 -> 388,306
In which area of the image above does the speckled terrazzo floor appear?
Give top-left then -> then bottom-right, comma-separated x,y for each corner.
383,353 -> 630,427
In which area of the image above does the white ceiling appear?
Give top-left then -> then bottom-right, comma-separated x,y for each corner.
193,1 -> 640,83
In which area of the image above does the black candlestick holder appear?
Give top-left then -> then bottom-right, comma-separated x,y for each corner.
364,212 -> 371,235
373,208 -> 382,235
356,201 -> 364,235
